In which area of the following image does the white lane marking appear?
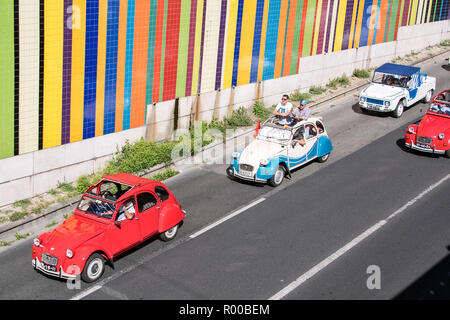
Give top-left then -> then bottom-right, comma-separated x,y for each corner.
70,196 -> 266,300
270,173 -> 450,300
70,285 -> 102,300
189,197 -> 266,239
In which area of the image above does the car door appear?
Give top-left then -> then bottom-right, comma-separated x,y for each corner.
304,123 -> 319,160
136,191 -> 160,240
108,198 -> 142,257
288,125 -> 308,169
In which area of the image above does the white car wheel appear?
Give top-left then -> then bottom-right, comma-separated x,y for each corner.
423,90 -> 432,103
393,101 -> 404,118
82,253 -> 105,283
160,224 -> 178,242
269,166 -> 285,187
317,153 -> 330,163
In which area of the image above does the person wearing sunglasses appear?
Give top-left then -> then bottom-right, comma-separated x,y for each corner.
273,94 -> 294,126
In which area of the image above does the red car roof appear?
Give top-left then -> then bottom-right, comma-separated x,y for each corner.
102,173 -> 155,188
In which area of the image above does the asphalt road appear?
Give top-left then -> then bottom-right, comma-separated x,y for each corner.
0,53 -> 448,300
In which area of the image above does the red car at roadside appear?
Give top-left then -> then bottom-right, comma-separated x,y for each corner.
32,173 -> 186,282
405,89 -> 450,158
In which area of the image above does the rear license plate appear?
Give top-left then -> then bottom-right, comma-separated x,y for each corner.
240,170 -> 252,177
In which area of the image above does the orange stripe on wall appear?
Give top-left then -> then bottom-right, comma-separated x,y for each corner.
376,0 -> 389,44
130,0 -> 150,128
283,0 -> 298,76
274,0 -> 289,78
115,0 -> 127,132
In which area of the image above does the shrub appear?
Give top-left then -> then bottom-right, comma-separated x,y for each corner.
223,107 -> 254,128
309,86 -> 326,95
150,168 -> 179,181
353,69 -> 370,78
290,90 -> 311,101
252,101 -> 271,121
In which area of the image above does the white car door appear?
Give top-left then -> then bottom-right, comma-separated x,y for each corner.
287,125 -> 309,169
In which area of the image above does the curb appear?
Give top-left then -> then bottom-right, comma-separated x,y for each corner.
1,46 -> 449,244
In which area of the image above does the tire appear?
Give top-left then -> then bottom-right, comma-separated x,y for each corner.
160,224 -> 179,242
268,165 -> 285,187
393,101 -> 404,118
81,253 -> 105,283
317,153 -> 330,163
445,149 -> 450,159
423,90 -> 433,103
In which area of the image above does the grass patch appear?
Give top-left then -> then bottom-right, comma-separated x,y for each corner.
252,101 -> 272,121
9,211 -> 29,222
150,168 -> 179,182
440,39 -> 450,46
309,86 -> 326,95
0,240 -> 13,247
353,69 -> 371,78
45,220 -> 57,228
290,90 -> 311,102
15,232 -> 30,240
13,199 -> 31,209
326,74 -> 349,89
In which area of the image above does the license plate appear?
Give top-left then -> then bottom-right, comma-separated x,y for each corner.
42,253 -> 58,266
42,263 -> 57,272
240,170 -> 253,177
417,143 -> 430,149
367,104 -> 380,110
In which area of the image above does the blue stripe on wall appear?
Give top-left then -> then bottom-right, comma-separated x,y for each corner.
103,0 -> 120,135
262,0 -> 281,81
250,0 -> 265,83
359,0 -> 374,47
83,0 -> 99,139
123,0 -> 135,130
231,0 -> 244,87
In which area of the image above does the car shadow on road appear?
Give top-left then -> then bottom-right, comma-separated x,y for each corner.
442,64 -> 450,72
351,103 -> 391,117
396,138 -> 440,159
394,246 -> 450,300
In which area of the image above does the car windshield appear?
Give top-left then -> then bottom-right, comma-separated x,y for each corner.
258,125 -> 292,141
428,103 -> 450,116
77,195 -> 116,220
372,72 -> 408,88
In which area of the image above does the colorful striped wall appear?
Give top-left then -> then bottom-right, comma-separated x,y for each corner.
1,0 -> 449,159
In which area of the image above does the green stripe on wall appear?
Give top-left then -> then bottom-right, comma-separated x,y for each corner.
291,0 -> 304,74
302,0 -> 317,57
176,0 -> 191,98
0,2 -> 15,159
388,0 -> 400,41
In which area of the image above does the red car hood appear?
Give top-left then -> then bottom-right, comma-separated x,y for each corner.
41,214 -> 107,257
417,113 -> 449,138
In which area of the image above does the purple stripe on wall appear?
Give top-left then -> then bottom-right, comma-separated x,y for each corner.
341,0 -> 354,50
316,0 -> 329,54
215,0 -> 227,91
185,0 -> 197,97
324,0 -> 335,53
61,0 -> 72,145
197,0 -> 208,94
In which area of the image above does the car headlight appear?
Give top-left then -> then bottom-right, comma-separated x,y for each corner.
408,127 -> 415,134
260,159 -> 269,166
232,151 -> 240,159
385,101 -> 390,107
33,238 -> 41,247
66,249 -> 73,259
359,96 -> 366,102
438,133 -> 445,140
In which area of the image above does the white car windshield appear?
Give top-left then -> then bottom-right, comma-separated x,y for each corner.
258,126 -> 291,141
372,72 -> 408,88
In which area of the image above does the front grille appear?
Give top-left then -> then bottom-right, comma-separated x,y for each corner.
417,136 -> 432,144
367,98 -> 384,105
239,164 -> 253,171
42,253 -> 58,266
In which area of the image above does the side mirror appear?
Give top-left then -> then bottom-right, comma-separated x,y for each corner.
114,220 -> 122,228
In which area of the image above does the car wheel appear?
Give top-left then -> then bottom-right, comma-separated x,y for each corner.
160,224 -> 179,242
423,90 -> 433,103
269,166 -> 285,187
393,101 -> 404,118
317,153 -> 330,163
445,149 -> 450,159
81,253 -> 105,283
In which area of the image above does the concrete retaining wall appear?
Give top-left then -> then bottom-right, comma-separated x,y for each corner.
0,20 -> 448,207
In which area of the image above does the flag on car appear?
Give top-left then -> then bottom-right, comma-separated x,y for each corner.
253,120 -> 261,138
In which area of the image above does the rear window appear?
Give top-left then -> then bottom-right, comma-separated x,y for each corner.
155,186 -> 170,202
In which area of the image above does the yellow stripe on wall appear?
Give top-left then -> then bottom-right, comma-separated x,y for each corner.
353,0 -> 366,48
70,0 -> 86,143
409,0 -> 419,25
312,0 -> 323,55
347,0 -> 359,49
333,0 -> 347,52
237,0 -> 257,86
223,0 -> 238,89
257,0 -> 270,82
191,0 -> 205,95
43,0 -> 64,148
95,1 -> 108,136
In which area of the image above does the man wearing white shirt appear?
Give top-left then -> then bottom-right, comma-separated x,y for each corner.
273,94 -> 293,126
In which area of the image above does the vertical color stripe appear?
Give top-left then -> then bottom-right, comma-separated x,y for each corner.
95,0 -> 107,137
257,0 -> 270,81
122,0 -> 135,130
262,0 -> 281,80
334,0 -> 349,51
291,0 -> 304,72
104,0 -> 120,135
62,0 -> 73,145
115,0 -> 127,132
191,0 -> 204,94
215,0 -> 228,90
274,0 -> 289,77
342,0 -> 355,49
43,0 -> 63,147
176,0 -> 191,98
231,0 -> 244,86
250,0 -> 265,83
163,0 -> 180,100
185,0 -> 197,95
146,0 -> 158,106
237,0 -> 257,85
223,0 -> 238,88
284,0 -> 298,75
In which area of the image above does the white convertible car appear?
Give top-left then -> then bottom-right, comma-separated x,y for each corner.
359,63 -> 436,118
227,116 -> 333,187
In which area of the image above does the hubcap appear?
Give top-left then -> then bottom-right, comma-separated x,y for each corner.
274,168 -> 284,184
321,154 -> 329,161
87,258 -> 103,280
165,225 -> 177,238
